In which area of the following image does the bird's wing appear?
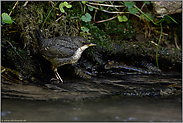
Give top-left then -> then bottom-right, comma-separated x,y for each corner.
40,46 -> 77,58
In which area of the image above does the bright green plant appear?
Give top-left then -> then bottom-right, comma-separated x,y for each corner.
59,2 -> 72,13
80,1 -> 92,23
80,26 -> 89,32
124,1 -> 138,14
118,15 -> 128,22
1,13 -> 13,24
81,13 -> 92,22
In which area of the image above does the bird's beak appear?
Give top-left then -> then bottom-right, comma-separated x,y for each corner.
88,43 -> 96,46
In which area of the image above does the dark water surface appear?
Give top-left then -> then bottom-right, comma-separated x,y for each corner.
1,95 -> 182,122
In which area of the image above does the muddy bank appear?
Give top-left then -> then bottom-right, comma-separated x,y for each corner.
2,75 -> 181,101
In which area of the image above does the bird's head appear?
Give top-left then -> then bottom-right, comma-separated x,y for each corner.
73,36 -> 96,49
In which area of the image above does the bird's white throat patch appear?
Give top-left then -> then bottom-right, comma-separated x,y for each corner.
72,45 -> 89,62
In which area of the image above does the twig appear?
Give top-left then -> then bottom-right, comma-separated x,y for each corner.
152,28 -> 168,36
86,4 -> 126,14
140,2 -> 146,10
95,15 -> 118,23
79,2 -> 84,14
86,3 -> 141,19
93,9 -> 97,21
156,23 -> 163,68
1,68 -> 6,73
23,1 -> 29,7
174,29 -> 180,50
9,1 -> 18,16
49,1 -> 55,8
150,41 -> 158,46
109,1 -> 119,12
55,15 -> 64,22
87,2 -> 125,8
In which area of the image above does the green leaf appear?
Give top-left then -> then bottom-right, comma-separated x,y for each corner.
124,1 -> 134,9
81,13 -> 92,22
1,13 -> 13,24
81,26 -> 89,32
59,3 -> 65,13
82,1 -> 87,4
88,6 -> 93,11
64,2 -> 72,8
118,15 -> 128,22
144,1 -> 150,4
59,2 -> 72,13
128,7 -> 138,14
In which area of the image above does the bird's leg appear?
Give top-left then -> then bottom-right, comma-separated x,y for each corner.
52,66 -> 63,83
54,69 -> 63,83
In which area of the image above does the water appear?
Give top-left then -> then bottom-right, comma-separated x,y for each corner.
1,96 -> 182,122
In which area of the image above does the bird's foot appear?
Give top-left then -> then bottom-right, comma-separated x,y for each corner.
50,78 -> 63,84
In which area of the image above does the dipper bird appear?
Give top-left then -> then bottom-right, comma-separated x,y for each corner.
36,30 -> 96,83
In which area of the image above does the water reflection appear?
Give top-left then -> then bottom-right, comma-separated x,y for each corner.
1,96 -> 182,122
1,111 -> 11,117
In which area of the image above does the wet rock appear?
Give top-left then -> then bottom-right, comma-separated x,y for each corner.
152,1 -> 182,17
1,75 -> 181,101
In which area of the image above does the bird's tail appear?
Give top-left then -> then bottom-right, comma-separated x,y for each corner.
36,29 -> 44,41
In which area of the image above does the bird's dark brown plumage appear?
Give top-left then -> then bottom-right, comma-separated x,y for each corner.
36,30 -> 96,83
